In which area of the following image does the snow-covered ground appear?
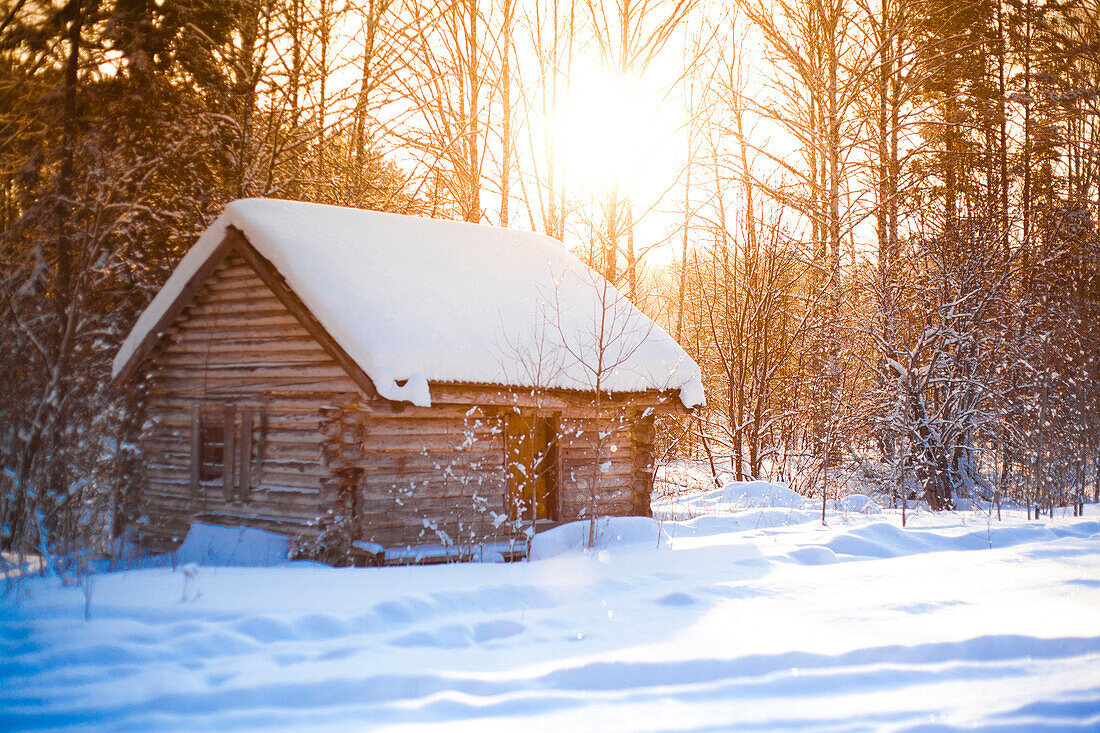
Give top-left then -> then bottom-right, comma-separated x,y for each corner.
3,485 -> 1099,732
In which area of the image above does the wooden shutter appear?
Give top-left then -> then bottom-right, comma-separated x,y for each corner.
238,407 -> 253,502
223,405 -> 236,501
189,404 -> 202,496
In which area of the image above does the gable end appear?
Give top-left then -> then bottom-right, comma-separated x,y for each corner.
115,227 -> 380,402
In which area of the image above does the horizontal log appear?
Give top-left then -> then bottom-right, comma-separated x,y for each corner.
558,427 -> 638,443
557,504 -> 636,522
144,467 -> 190,484
139,436 -> 309,461
147,381 -> 362,400
198,512 -> 316,532
360,415 -> 503,437
158,333 -> 322,353
143,427 -> 324,450
360,479 -> 508,499
146,464 -> 325,489
559,451 -> 637,468
144,401 -> 325,422
355,527 -> 522,549
141,489 -> 320,524
356,434 -> 503,454
358,526 -> 520,548
152,363 -> 351,382
358,402 -> 507,420
142,438 -> 324,465
356,457 -> 505,479
154,356 -> 338,374
356,503 -> 511,528
200,273 -> 267,292
188,291 -> 285,312
560,459 -> 637,478
165,314 -> 304,334
207,262 -> 258,280
194,279 -> 281,299
159,339 -> 332,360
149,371 -> 359,390
360,477 -> 508,500
140,490 -> 324,524
558,476 -> 634,494
255,467 -> 326,485
359,493 -> 507,514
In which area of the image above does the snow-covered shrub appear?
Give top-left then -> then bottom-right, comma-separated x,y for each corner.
290,514 -> 357,566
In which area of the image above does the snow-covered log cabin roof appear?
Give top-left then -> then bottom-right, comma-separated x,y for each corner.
113,199 -> 705,409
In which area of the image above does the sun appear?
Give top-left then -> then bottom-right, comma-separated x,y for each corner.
557,70 -> 681,201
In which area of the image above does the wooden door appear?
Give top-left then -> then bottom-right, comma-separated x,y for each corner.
506,413 -> 556,521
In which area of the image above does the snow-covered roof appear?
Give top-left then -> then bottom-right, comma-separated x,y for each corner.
113,199 -> 705,408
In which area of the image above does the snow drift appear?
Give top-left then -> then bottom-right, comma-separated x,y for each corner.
2,502 -> 1099,732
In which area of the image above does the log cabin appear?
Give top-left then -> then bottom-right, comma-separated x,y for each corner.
113,199 -> 704,563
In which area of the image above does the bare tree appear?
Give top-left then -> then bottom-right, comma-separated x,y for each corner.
550,266 -> 657,546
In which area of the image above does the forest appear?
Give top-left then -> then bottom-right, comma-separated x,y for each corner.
1,0 -> 1098,560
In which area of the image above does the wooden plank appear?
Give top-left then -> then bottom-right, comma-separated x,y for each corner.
145,403 -> 323,424
360,476 -> 507,498
154,353 -> 338,370
201,272 -> 266,289
196,282 -> 274,300
189,404 -> 201,496
223,404 -> 236,502
253,469 -> 325,488
196,511 -> 316,531
360,416 -> 502,436
159,339 -> 333,357
357,456 -> 505,477
260,455 -> 327,473
153,364 -> 351,381
150,375 -> 363,395
205,262 -> 259,280
184,300 -> 293,318
164,315 -> 312,334
148,388 -> 356,406
143,487 -> 320,521
193,283 -> 283,302
359,434 -> 503,454
144,427 -> 322,451
160,331 -> 322,349
239,407 -> 253,502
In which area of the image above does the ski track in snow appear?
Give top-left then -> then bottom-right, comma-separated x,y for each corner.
2,505 -> 1100,732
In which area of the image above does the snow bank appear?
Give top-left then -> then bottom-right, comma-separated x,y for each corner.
172,523 -> 290,567
529,516 -> 670,560
4,508 -> 1099,731
113,199 -> 705,408
835,493 -> 882,514
682,480 -> 808,512
714,480 -> 806,508
656,480 -> 883,524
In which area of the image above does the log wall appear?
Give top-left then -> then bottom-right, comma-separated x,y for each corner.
555,411 -> 656,521
135,253 -> 360,550
348,406 -> 510,550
